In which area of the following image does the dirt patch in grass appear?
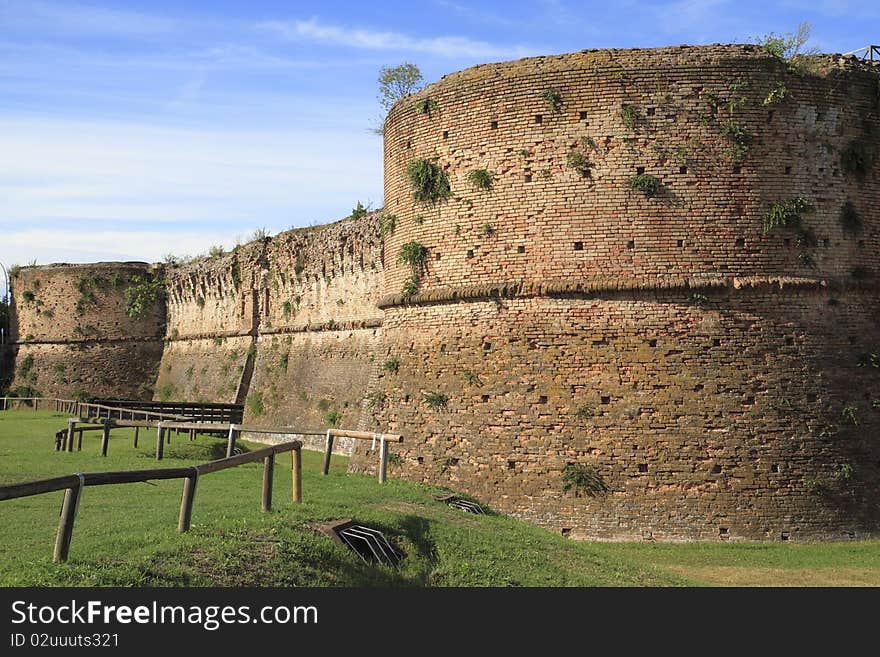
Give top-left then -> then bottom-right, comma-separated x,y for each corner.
666,566 -> 880,587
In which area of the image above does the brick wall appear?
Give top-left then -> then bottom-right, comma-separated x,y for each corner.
156,213 -> 385,451
348,45 -> 880,540
7,262 -> 164,399
6,44 -> 879,541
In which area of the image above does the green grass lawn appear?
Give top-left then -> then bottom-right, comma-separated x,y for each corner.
1,410 -> 878,587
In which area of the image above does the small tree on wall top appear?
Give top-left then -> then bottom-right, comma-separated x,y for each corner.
378,63 -> 424,112
374,63 -> 424,134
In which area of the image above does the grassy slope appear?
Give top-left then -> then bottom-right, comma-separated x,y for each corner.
2,411 -> 878,587
0,411 -> 684,587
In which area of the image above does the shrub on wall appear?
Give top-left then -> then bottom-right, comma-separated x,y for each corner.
414,97 -> 439,117
566,151 -> 592,176
405,159 -> 451,205
379,213 -> 397,237
627,173 -> 662,197
840,201 -> 862,234
423,391 -> 448,410
124,276 -> 166,319
841,139 -> 875,178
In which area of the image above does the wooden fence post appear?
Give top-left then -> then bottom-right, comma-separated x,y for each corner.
76,429 -> 83,451
100,421 -> 111,457
262,455 -> 274,512
53,481 -> 82,563
226,425 -> 236,458
291,447 -> 302,503
133,426 -> 139,449
321,431 -> 334,475
178,472 -> 198,532
156,423 -> 165,460
378,437 -> 388,484
66,419 -> 75,452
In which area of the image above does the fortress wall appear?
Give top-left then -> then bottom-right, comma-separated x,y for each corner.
5,44 -> 878,541
152,336 -> 254,403
6,263 -> 164,399
155,213 -> 385,450
154,240 -> 266,403
349,45 -> 880,540
356,284 -> 880,540
244,214 -> 385,450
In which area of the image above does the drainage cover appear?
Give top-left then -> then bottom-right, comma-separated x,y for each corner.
318,519 -> 401,566
439,495 -> 485,514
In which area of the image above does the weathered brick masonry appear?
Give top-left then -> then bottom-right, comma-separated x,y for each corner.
3,44 -> 878,540
348,45 -> 880,540
6,262 -> 165,399
155,214 -> 385,452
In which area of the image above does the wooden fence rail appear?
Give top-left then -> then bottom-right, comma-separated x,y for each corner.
1,397 -> 78,413
55,419 -> 403,484
0,440 -> 303,563
320,429 -> 404,484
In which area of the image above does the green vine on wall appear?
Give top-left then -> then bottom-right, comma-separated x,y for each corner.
74,274 -> 108,315
762,82 -> 789,106
124,276 -> 166,319
763,197 -> 814,233
763,197 -> 817,267
619,104 -> 641,131
398,241 -> 428,297
542,88 -> 563,113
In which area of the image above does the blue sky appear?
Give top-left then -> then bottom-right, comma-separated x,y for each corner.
0,0 -> 877,268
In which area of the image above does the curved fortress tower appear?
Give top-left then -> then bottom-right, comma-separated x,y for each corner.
7,262 -> 165,399
352,44 -> 880,540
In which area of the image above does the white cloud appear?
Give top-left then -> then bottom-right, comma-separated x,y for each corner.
2,0 -> 178,36
0,229 -> 242,265
260,17 -> 536,59
0,116 -> 383,264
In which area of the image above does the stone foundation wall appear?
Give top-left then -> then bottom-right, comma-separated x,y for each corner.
352,282 -> 880,540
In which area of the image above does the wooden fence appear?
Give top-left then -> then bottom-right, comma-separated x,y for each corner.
59,418 -> 403,484
1,397 -> 77,413
0,439 -> 303,563
91,399 -> 244,424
